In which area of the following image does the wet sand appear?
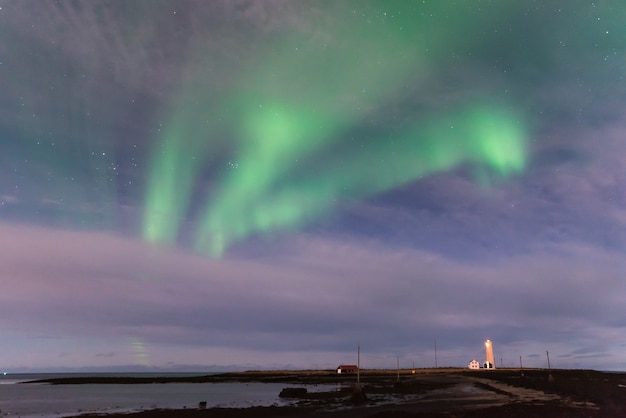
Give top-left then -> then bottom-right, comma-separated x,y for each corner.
47,368 -> 624,417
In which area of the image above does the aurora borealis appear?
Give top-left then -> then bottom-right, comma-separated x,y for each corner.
1,1 -> 626,372
193,104 -> 527,256
142,1 -> 529,256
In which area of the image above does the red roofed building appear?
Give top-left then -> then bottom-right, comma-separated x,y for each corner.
336,364 -> 358,374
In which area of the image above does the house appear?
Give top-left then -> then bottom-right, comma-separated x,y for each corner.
468,359 -> 480,369
336,364 -> 358,374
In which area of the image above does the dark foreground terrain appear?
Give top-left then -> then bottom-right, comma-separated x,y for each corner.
38,368 -> 624,417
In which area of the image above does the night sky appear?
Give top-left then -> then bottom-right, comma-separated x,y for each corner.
1,1 -> 625,372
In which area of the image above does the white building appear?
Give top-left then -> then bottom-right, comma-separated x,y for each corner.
468,359 -> 480,369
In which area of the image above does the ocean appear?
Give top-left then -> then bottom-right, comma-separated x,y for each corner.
0,373 -> 333,418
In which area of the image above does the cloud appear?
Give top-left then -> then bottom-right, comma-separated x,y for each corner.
0,195 -> 18,204
96,352 -> 118,358
0,222 -> 624,370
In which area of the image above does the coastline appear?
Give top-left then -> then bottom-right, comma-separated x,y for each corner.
37,368 -> 624,418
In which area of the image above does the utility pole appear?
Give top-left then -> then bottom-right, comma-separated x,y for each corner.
357,345 -> 360,385
396,356 -> 400,382
546,350 -> 554,382
434,338 -> 438,368
352,345 -> 365,402
520,355 -> 523,369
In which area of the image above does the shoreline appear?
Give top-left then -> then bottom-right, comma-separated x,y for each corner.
40,368 -> 624,417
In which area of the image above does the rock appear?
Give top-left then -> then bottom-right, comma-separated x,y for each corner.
279,387 -> 308,398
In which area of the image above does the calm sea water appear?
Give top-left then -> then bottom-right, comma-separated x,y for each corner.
0,373 -> 334,418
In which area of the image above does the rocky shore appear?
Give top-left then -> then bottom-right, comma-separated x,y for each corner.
30,368 -> 625,417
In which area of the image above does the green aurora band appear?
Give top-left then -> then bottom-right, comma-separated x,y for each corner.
195,105 -> 526,257
142,2 -> 529,257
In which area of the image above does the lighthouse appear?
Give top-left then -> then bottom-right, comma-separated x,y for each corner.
484,339 -> 495,369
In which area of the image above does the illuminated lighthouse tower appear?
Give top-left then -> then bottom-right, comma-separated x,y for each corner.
484,339 -> 495,369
